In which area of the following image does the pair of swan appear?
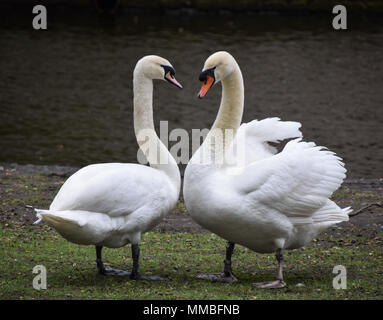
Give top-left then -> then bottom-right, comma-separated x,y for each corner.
35,52 -> 351,287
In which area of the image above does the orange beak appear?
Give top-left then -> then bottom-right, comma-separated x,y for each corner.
165,71 -> 183,89
198,75 -> 214,98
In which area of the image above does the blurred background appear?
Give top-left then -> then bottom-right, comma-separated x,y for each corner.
0,1 -> 382,179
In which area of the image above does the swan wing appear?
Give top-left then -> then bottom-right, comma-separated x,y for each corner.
231,118 -> 302,164
50,163 -> 169,217
232,138 -> 348,224
240,117 -> 302,143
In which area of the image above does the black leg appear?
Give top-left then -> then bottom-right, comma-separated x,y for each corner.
223,241 -> 236,277
275,248 -> 284,282
197,241 -> 238,282
95,245 -> 131,276
254,248 -> 286,289
130,243 -> 166,281
94,243 -> 165,280
130,244 -> 141,280
96,245 -> 106,275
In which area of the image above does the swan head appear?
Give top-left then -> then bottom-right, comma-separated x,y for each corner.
134,55 -> 183,89
198,51 -> 237,98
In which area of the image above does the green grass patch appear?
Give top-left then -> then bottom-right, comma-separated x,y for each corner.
0,223 -> 382,300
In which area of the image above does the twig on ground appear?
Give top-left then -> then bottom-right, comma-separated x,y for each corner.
349,203 -> 382,217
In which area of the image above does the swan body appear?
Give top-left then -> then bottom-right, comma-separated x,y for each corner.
184,51 -> 351,287
36,163 -> 178,247
186,138 -> 350,254
35,55 -> 182,278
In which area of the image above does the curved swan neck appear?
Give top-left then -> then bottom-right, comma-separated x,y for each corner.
204,63 -> 244,161
133,71 -> 181,192
133,74 -> 155,136
212,65 -> 244,133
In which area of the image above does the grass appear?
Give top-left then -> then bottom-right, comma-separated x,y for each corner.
1,168 -> 382,299
0,222 -> 382,300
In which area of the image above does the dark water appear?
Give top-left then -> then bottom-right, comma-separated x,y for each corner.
1,10 -> 382,178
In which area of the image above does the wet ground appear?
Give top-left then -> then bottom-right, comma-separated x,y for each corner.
0,11 -> 383,179
0,164 -> 382,234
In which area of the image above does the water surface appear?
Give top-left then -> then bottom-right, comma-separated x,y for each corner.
1,11 -> 382,178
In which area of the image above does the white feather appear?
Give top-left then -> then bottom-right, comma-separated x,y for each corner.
184,52 -> 351,256
35,56 -> 181,249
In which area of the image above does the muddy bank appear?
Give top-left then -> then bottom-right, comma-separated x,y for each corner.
1,164 -> 382,234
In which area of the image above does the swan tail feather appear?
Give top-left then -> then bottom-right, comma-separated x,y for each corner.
33,208 -> 44,225
34,209 -> 84,227
342,206 -> 353,217
33,209 -> 111,245
289,201 -> 350,227
312,202 -> 350,225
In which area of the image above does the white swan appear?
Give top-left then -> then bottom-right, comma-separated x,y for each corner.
183,51 -> 351,288
34,55 -> 182,280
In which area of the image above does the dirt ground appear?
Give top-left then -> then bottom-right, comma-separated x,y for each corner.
0,163 -> 382,235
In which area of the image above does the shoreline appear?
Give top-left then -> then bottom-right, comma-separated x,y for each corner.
1,162 -> 382,233
2,1 -> 383,15
1,163 -> 383,186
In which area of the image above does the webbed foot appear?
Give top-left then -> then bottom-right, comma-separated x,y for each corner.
99,267 -> 132,277
253,279 -> 286,289
197,272 -> 238,283
131,274 -> 167,281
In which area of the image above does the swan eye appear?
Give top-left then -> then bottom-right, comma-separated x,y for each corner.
161,65 -> 183,89
161,65 -> 175,78
198,67 -> 216,98
199,67 -> 216,83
